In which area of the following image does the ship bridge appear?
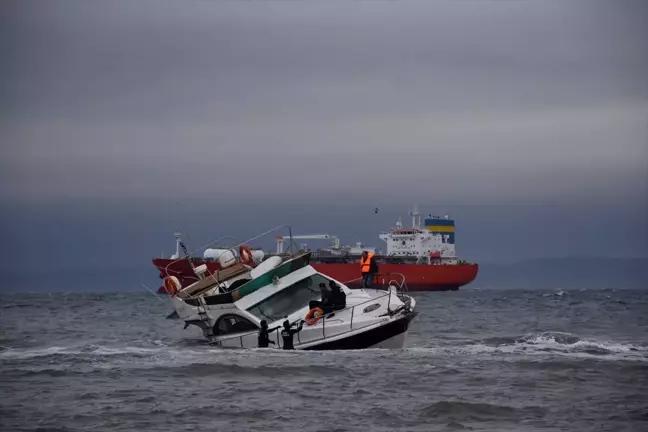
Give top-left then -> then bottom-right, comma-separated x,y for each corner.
379,207 -> 458,263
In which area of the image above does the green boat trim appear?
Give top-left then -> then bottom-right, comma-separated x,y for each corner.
186,252 -> 311,307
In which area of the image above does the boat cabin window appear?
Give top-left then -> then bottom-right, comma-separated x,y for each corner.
213,314 -> 258,335
246,273 -> 331,322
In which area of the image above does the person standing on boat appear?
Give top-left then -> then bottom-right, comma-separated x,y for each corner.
257,320 -> 277,348
280,319 -> 303,350
360,250 -> 377,288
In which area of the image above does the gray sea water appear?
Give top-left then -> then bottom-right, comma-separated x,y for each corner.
1,289 -> 647,432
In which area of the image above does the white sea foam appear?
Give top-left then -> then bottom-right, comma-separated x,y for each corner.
406,332 -> 647,362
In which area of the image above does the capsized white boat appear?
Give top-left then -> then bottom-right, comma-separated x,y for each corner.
165,246 -> 417,350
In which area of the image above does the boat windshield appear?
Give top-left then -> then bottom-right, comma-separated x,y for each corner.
246,273 -> 330,322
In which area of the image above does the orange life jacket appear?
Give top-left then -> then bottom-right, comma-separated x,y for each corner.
360,253 -> 375,273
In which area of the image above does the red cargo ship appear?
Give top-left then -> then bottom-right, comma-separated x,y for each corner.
153,206 -> 478,292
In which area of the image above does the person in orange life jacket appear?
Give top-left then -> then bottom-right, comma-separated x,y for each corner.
360,251 -> 378,288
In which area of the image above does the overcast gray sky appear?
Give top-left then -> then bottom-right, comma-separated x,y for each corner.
2,0 -> 647,203
0,0 -> 646,276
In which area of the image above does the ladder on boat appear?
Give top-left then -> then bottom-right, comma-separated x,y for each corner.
196,297 -> 215,341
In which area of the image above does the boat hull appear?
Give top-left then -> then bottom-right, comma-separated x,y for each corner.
201,313 -> 415,350
196,310 -> 416,350
153,258 -> 478,293
301,312 -> 416,350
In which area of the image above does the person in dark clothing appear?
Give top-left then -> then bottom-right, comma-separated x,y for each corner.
257,320 -> 277,348
280,319 -> 303,350
309,283 -> 331,312
320,282 -> 330,304
328,281 -> 346,310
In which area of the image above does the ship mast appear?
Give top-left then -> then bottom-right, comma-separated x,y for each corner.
173,232 -> 181,258
409,204 -> 421,229
174,230 -> 195,271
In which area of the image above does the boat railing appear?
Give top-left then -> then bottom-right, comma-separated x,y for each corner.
298,288 -> 411,347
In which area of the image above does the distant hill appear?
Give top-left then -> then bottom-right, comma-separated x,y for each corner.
472,257 -> 648,290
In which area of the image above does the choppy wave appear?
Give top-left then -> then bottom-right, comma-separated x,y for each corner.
407,331 -> 647,362
2,290 -> 647,432
418,400 -> 547,422
1,330 -> 645,380
1,331 -> 644,362
0,345 -> 165,359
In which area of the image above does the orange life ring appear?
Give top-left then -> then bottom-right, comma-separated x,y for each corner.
305,307 -> 324,326
239,245 -> 254,264
163,275 -> 181,296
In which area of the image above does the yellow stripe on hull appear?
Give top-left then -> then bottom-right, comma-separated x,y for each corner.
427,226 -> 455,233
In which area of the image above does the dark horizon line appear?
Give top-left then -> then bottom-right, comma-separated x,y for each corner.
1,286 -> 645,295
0,254 -> 646,272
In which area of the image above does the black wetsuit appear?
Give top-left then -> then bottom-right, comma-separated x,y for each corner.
258,326 -> 277,348
258,329 -> 270,348
281,322 -> 303,350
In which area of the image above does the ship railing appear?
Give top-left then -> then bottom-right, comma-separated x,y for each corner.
208,289 -> 410,349
343,272 -> 408,294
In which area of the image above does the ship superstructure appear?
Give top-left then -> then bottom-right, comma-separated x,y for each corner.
379,205 -> 458,264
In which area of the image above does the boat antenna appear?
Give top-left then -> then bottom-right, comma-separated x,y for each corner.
288,225 -> 293,255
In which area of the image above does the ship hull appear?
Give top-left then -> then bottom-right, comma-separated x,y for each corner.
312,262 -> 478,291
153,258 -> 478,293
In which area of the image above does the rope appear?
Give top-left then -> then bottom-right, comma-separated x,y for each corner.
140,283 -> 167,304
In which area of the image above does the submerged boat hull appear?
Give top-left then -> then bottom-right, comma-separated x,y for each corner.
201,311 -> 416,351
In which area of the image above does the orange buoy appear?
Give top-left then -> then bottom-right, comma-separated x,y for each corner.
163,276 -> 181,295
305,307 -> 324,326
239,245 -> 254,264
